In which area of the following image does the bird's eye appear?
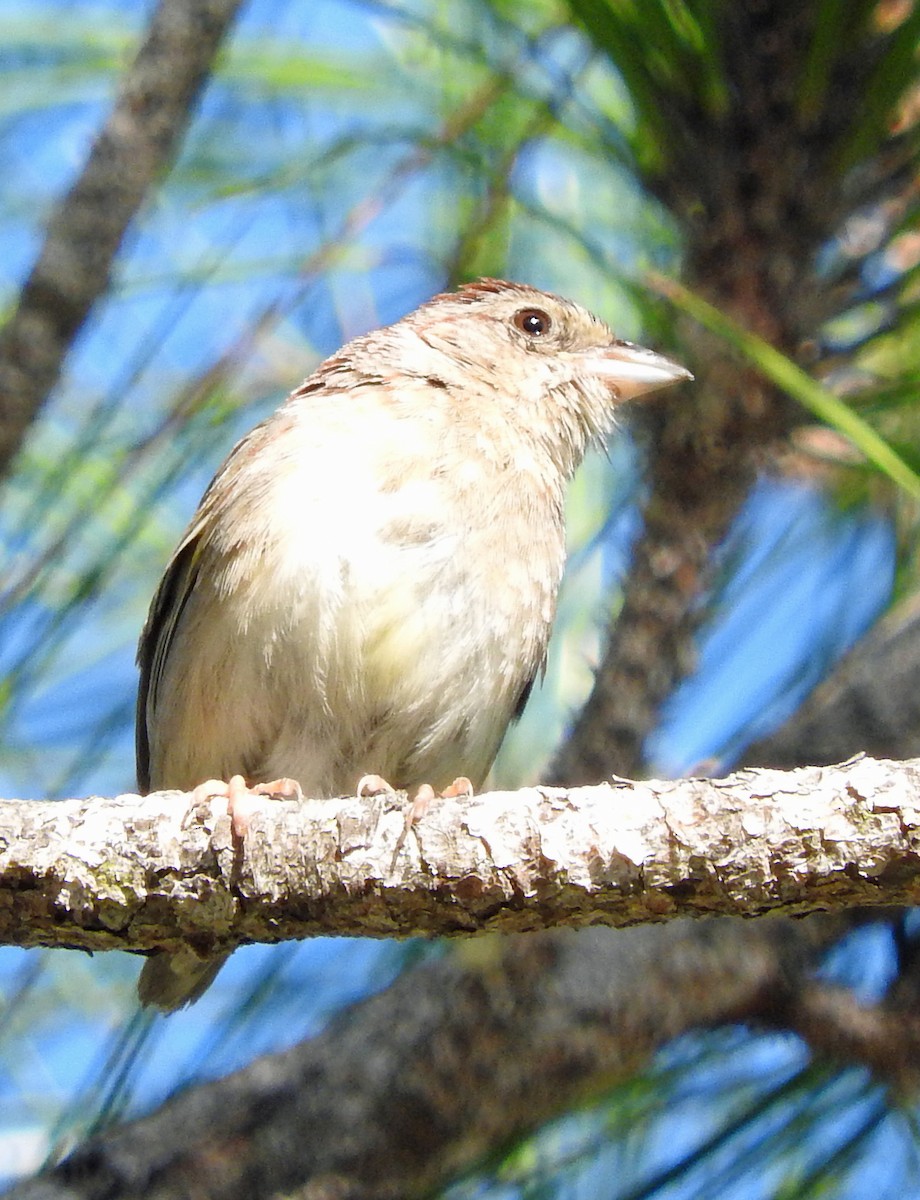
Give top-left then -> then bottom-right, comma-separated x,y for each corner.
513,308 -> 552,337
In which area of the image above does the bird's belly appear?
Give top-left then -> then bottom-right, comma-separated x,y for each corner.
155,463 -> 561,798
247,512 -> 557,795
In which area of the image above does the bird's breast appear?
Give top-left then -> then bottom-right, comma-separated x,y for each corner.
243,439 -> 564,790
162,395 -> 568,795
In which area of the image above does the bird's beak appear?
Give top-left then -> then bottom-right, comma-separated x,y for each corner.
585,341 -> 693,402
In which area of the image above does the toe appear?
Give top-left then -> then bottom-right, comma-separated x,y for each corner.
226,774 -> 260,839
408,783 -> 436,823
253,777 -> 304,801
357,774 -> 396,798
441,776 -> 474,800
189,778 -> 232,805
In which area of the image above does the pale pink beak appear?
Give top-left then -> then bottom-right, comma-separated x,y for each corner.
585,340 -> 693,402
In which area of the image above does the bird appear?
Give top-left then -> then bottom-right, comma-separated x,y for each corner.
135,277 -> 692,1010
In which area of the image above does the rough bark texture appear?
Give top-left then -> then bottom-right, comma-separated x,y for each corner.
0,0 -> 242,478
0,757 -> 918,960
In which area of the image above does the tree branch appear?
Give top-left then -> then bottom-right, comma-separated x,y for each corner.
0,0 -> 242,479
3,754 -> 919,959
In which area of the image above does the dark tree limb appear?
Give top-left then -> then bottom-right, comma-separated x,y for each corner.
0,0 -> 243,478
7,917 -> 883,1200
747,594 -> 920,768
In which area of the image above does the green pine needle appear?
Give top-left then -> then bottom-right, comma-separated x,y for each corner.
649,272 -> 920,501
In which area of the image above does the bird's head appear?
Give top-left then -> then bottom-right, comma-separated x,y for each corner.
394,278 -> 691,471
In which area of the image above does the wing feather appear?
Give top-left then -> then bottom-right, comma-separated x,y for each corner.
135,534 -> 203,792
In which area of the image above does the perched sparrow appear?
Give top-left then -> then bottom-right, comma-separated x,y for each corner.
135,278 -> 691,1010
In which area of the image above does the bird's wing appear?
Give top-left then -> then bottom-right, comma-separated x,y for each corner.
512,673 -> 537,723
135,531 -> 203,793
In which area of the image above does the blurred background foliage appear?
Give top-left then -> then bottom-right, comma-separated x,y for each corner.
2,0 -> 920,1195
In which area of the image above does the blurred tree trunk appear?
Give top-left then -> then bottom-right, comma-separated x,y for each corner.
747,592 -> 920,765
15,915 -> 910,1200
554,0 -> 917,780
0,0 -> 242,479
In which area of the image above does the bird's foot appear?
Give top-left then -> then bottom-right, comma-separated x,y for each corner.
356,775 -> 475,868
357,774 -> 473,807
189,773 -> 303,839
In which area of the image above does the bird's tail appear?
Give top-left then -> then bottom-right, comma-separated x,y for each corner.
137,947 -> 228,1012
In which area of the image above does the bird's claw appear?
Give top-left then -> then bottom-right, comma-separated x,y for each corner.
441,776 -> 474,800
356,773 -> 396,798
186,773 -> 303,840
382,777 -> 476,870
